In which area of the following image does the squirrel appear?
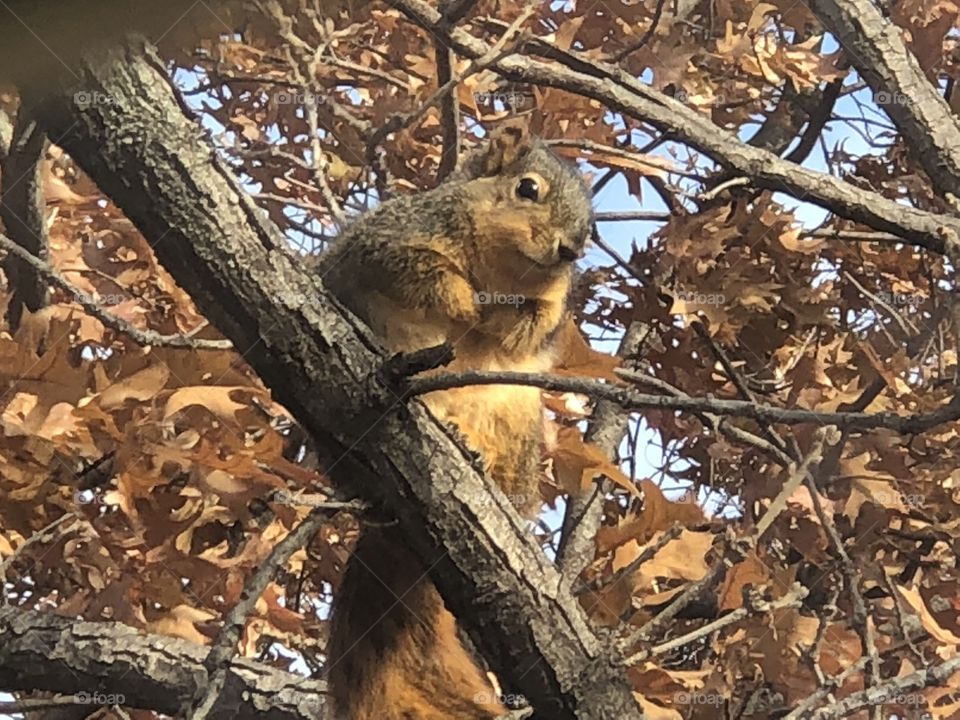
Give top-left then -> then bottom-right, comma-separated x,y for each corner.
320,125 -> 593,720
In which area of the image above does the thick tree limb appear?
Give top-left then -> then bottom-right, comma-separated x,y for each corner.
34,38 -> 643,720
0,104 -> 47,331
393,0 -> 960,257
0,605 -> 328,720
809,0 -> 960,199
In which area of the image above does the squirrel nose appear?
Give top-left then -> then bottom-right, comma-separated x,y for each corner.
557,242 -> 579,263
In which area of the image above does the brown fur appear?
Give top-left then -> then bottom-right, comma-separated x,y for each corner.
322,127 -> 592,719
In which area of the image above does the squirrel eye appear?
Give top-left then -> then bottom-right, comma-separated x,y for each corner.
515,176 -> 540,201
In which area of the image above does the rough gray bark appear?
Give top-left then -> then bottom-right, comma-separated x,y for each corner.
0,606 -> 328,720
29,38 -> 643,720
809,0 -> 960,200
0,105 -> 47,331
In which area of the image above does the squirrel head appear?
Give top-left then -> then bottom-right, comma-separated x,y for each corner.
453,126 -> 593,275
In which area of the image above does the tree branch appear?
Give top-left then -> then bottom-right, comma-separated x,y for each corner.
557,322 -> 646,579
0,605 -> 329,720
0,102 -> 47,331
807,652 -> 960,719
645,583 -> 807,660
809,0 -> 960,199
0,513 -> 79,604
405,369 -> 960,433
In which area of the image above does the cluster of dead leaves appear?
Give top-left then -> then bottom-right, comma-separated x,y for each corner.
0,154 -> 344,665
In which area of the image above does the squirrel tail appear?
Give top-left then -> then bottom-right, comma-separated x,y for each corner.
327,525 -> 507,720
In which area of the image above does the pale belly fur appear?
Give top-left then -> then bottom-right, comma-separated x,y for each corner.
368,298 -> 549,463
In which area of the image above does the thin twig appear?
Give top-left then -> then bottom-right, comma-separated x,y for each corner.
609,0 -> 669,61
697,176 -> 750,201
557,323 -> 646,579
619,538 -> 741,648
621,370 -> 793,466
271,12 -> 347,227
806,653 -> 960,719
575,523 -> 682,596
806,473 -> 882,709
640,584 -> 807,661
620,428 -> 832,654
0,514 -> 79,605
404,369 -> 960,433
590,230 -> 642,282
0,234 -> 232,350
783,657 -> 870,720
595,210 -> 672,222
435,0 -> 468,180
188,507 -> 331,719
753,428 -> 832,540
843,269 -> 918,335
366,5 -> 534,166
691,322 -> 795,460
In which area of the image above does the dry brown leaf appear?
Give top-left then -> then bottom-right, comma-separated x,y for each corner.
597,481 -> 705,551
896,583 -> 960,645
551,426 -> 638,496
552,318 -> 621,381
162,386 -> 252,423
97,364 -> 170,409
146,604 -> 217,645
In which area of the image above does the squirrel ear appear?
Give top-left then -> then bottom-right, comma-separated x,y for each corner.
482,122 -> 534,174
